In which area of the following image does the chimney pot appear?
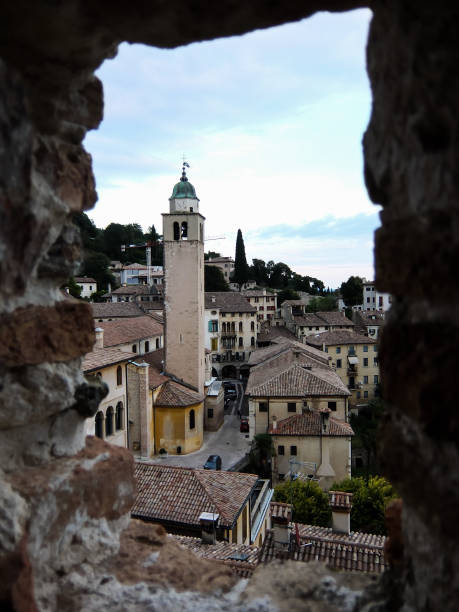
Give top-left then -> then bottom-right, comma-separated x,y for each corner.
94,327 -> 104,349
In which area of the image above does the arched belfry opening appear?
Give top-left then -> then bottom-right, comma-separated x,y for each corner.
0,2 -> 458,611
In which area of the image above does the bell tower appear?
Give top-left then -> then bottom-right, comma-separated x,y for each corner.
162,163 -> 205,392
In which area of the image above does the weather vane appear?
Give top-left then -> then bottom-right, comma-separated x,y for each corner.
182,153 -> 190,172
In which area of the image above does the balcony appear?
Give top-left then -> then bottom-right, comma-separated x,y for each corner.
347,366 -> 358,376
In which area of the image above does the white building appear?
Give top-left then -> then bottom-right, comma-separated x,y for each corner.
74,276 -> 97,299
120,263 -> 164,286
204,256 -> 234,282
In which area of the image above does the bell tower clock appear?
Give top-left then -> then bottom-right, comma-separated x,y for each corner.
162,163 -> 205,392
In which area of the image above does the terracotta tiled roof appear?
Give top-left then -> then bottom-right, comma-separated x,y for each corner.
293,313 -> 326,327
82,347 -> 136,372
133,463 -> 258,529
260,528 -> 385,573
248,339 -> 329,367
205,292 -> 257,313
270,501 -> 292,522
268,413 -> 353,437
98,316 -> 163,347
247,349 -> 350,398
314,311 -> 354,326
172,535 -> 259,578
91,302 -> 144,318
155,380 -> 204,406
74,276 -> 97,283
110,285 -> 161,295
306,330 -> 376,347
257,325 -> 297,344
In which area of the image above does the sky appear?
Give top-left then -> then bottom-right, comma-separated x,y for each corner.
84,8 -> 379,289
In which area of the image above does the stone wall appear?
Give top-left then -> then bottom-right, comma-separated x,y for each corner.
1,0 -> 458,610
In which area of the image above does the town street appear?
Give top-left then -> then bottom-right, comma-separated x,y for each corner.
140,380 -> 251,471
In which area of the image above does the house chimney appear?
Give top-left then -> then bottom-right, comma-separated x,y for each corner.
94,327 -> 104,349
328,491 -> 353,534
199,512 -> 219,544
270,502 -> 292,547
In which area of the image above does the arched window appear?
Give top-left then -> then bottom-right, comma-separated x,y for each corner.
144,340 -> 150,352
106,406 -> 114,437
251,337 -> 255,346
115,402 -> 123,431
231,322 -> 235,332
222,322 -> 226,333
189,409 -> 195,430
239,322 -> 243,332
95,411 -> 104,439
181,221 -> 188,239
156,338 -> 160,349
251,321 -> 255,331
238,337 -> 243,347
173,221 -> 180,241
116,366 -> 122,386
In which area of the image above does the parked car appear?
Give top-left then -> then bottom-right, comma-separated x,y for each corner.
240,417 -> 249,433
203,455 -> 222,470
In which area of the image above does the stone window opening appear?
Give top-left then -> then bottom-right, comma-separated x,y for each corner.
95,411 -> 104,439
115,402 -> 123,430
116,365 -> 122,386
189,409 -> 195,430
105,406 -> 114,437
181,221 -> 188,239
173,221 -> 180,241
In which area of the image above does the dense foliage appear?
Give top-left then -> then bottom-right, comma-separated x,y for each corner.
233,229 -> 250,288
350,398 -> 384,476
331,476 -> 397,535
340,275 -> 363,307
204,265 -> 229,291
274,479 -> 331,527
304,295 -> 338,312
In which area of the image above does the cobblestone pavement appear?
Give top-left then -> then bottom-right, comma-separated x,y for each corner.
140,381 -> 252,471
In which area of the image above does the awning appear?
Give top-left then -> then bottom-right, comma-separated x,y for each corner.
348,356 -> 359,365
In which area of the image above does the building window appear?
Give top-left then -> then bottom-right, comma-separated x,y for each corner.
374,375 -> 379,384
287,402 -> 296,413
367,297 -> 370,303
156,338 -> 160,349
238,337 -> 243,347
290,446 -> 297,456
364,390 -> 369,399
363,345 -> 368,352
181,221 -> 188,239
251,337 -> 255,346
189,409 -> 195,429
208,320 -> 218,332
259,402 -> 268,412
374,357 -> 378,366
278,445 -> 285,456
251,321 -> 255,331
173,221 -> 180,241
211,337 -> 218,351
207,408 -> 214,419
336,347 -> 341,354
105,406 -> 114,437
116,366 -> 122,386
363,358 -> 368,366
132,344 -> 137,353
336,359 -> 342,368
328,401 -> 337,411
115,402 -> 123,430
145,341 -> 150,352
95,411 -> 104,439
356,391 -> 361,399
239,321 -> 243,332
364,375 -> 369,384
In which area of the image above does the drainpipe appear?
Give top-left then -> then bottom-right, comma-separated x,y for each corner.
125,362 -> 130,449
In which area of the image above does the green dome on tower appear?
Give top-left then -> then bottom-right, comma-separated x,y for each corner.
170,165 -> 198,199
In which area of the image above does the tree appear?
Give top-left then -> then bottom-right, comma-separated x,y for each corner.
66,277 -> 82,299
247,434 -> 274,479
233,229 -> 250,289
304,295 -> 338,312
81,251 -> 116,292
350,398 -> 384,476
204,265 -> 229,291
274,479 -> 331,527
268,262 -> 293,288
250,259 -> 268,286
331,476 -> 397,535
340,276 -> 364,307
204,251 -> 221,261
277,288 -> 299,306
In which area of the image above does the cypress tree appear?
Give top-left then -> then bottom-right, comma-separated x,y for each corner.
234,229 -> 250,289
